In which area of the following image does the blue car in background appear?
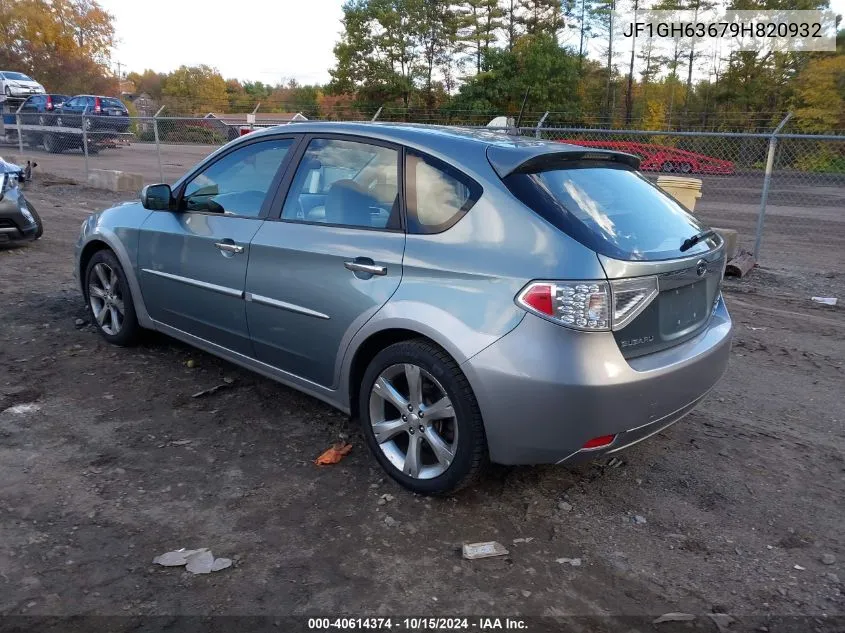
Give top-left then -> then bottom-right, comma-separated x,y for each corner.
56,95 -> 130,133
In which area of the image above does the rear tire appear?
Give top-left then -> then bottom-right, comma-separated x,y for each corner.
661,161 -> 675,172
43,134 -> 62,154
679,162 -> 693,173
84,250 -> 140,346
359,339 -> 488,495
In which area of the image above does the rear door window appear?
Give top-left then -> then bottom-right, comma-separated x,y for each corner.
503,162 -> 717,261
405,151 -> 481,234
101,97 -> 125,109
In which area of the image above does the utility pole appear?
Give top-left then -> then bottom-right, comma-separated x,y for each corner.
115,60 -> 124,79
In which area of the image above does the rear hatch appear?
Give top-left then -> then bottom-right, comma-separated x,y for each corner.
100,97 -> 128,117
495,148 -> 725,358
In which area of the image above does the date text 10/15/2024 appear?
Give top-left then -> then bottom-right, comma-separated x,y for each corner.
307,618 -> 529,630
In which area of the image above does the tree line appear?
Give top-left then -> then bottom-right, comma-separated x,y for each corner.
1,0 -> 842,133
328,0 -> 844,132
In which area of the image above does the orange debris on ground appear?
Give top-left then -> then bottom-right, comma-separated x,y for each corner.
314,443 -> 353,466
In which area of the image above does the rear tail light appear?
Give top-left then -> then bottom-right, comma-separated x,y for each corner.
582,434 -> 616,450
609,276 -> 659,329
516,276 -> 658,332
94,97 -> 101,113
46,95 -> 53,110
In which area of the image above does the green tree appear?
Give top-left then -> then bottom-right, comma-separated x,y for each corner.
452,34 -> 580,114
457,0 -> 505,73
161,65 -> 228,115
516,0 -> 565,36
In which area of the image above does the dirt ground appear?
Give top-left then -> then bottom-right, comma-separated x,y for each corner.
1,178 -> 843,630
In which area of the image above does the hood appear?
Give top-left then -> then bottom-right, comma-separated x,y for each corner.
0,157 -> 23,176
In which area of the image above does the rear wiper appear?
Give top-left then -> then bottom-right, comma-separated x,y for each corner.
680,229 -> 717,252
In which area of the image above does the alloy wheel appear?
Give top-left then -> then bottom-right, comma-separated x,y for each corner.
88,262 -> 125,336
368,363 -> 458,479
56,117 -> 63,127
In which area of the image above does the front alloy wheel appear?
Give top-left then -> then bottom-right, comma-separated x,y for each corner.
88,262 -> 125,336
360,340 -> 488,495
370,363 -> 458,479
84,250 -> 140,346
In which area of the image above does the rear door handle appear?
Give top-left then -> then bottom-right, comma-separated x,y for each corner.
214,241 -> 244,254
344,260 -> 387,276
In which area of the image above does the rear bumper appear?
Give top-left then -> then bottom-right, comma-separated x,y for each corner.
91,117 -> 129,133
463,295 -> 733,465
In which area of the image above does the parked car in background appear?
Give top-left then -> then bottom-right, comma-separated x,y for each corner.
560,139 -> 736,175
74,123 -> 732,495
0,71 -> 45,98
56,95 -> 130,133
17,94 -> 69,125
0,157 -> 42,244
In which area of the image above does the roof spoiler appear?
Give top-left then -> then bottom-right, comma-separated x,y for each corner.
487,145 -> 641,179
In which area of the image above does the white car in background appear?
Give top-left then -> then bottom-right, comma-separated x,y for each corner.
0,71 -> 45,98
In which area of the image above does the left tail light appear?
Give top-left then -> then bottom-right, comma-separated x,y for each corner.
46,95 -> 53,110
516,277 -> 658,332
94,97 -> 101,113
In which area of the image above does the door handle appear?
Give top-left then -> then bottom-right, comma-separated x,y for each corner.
214,241 -> 244,254
344,260 -> 387,276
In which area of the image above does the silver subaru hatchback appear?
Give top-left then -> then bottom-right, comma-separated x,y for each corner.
75,123 -> 732,494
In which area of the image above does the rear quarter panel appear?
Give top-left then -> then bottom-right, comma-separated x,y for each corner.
336,149 -> 608,405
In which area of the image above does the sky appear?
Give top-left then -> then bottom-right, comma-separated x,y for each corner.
100,0 -> 844,87
98,0 -> 345,85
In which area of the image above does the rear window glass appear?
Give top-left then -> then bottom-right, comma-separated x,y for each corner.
100,98 -> 125,109
504,163 -> 716,261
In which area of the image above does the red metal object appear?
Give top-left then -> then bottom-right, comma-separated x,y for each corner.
559,139 -> 736,175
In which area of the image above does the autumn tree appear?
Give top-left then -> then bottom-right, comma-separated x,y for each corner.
0,0 -> 117,95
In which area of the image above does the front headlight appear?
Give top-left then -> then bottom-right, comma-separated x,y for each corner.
20,201 -> 35,224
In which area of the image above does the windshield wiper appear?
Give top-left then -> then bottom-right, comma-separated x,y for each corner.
680,229 -> 717,252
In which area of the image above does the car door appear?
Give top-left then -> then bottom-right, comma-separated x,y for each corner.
245,135 -> 406,387
137,135 -> 300,356
58,97 -> 82,127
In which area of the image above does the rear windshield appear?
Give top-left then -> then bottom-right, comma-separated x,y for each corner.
100,97 -> 125,109
504,162 -> 717,261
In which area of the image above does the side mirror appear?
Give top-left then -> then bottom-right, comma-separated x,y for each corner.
140,184 -> 173,211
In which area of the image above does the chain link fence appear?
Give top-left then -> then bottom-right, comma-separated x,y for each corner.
2,111 -> 843,269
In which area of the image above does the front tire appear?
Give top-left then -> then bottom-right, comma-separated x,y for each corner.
85,250 -> 140,346
359,340 -> 488,495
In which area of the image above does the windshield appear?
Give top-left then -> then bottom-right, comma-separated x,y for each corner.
504,163 -> 717,261
3,72 -> 33,81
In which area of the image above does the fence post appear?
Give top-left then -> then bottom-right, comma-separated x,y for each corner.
153,106 -> 165,183
753,112 -> 792,263
82,113 -> 89,180
15,113 -> 24,153
535,111 -> 549,138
